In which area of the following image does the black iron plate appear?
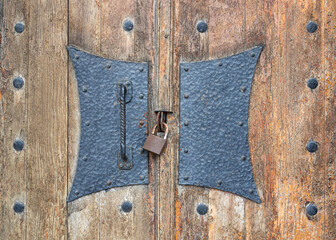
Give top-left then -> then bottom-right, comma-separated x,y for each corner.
179,46 -> 262,203
67,46 -> 148,202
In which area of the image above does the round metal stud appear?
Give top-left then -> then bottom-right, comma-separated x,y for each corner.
307,21 -> 318,33
184,121 -> 189,126
184,148 -> 189,154
183,176 -> 189,181
184,93 -> 189,99
197,203 -> 208,215
307,78 -> 318,90
13,77 -> 24,89
75,190 -> 79,196
306,140 -> 318,153
217,180 -> 223,186
196,21 -> 208,33
250,52 -> 256,58
121,201 -> 133,213
13,202 -> 25,213
184,68 -> 189,72
139,94 -> 144,99
240,86 -> 247,92
140,175 -> 145,180
241,156 -> 246,161
238,121 -> 243,126
139,67 -> 144,72
123,20 -> 134,32
15,22 -> 25,33
249,189 -> 254,194
85,121 -> 90,126
13,139 -> 24,151
82,86 -> 87,92
106,180 -> 112,186
306,203 -> 318,217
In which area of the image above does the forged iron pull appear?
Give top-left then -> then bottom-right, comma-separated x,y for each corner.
119,84 -> 128,162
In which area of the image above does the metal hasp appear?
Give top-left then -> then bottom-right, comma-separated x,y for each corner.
179,46 -> 262,203
67,46 -> 148,202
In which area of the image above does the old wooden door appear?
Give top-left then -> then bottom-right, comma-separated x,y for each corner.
1,0 -> 336,239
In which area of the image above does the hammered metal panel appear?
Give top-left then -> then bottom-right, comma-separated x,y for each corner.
67,46 -> 148,202
179,46 -> 262,203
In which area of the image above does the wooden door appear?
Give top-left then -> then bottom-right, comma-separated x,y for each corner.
1,0 -> 336,239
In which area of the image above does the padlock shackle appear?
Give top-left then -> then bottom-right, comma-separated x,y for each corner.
152,123 -> 169,139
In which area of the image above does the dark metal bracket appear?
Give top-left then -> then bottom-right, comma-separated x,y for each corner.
67,46 -> 149,202
179,46 -> 263,203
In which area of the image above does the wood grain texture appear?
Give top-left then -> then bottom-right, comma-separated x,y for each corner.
0,0 -> 28,239
68,0 -> 155,239
173,0 -> 336,239
26,0 -> 68,239
174,0 -> 210,239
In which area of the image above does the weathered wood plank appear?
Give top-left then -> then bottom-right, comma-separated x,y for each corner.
0,0 -> 28,239
68,0 -> 155,239
26,0 -> 68,239
323,0 -> 336,239
174,0 -> 210,239
207,0 -> 248,239
68,1 -> 101,238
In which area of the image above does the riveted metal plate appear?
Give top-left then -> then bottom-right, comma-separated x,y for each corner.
179,46 -> 262,203
67,46 -> 148,202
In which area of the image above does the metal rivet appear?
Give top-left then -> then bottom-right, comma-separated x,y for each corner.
217,180 -> 223,186
184,68 -> 189,72
183,176 -> 189,181
184,121 -> 189,126
306,140 -> 318,153
119,162 -> 124,168
106,180 -> 112,186
126,163 -> 131,168
197,203 -> 208,215
238,121 -> 243,126
218,62 -> 223,67
307,21 -> 318,33
13,77 -> 24,89
241,156 -> 246,161
240,86 -> 247,92
139,67 -> 144,72
75,190 -> 79,195
250,52 -> 255,58
307,78 -> 318,89
13,139 -> 24,151
196,21 -> 208,33
139,94 -> 144,99
13,202 -> 25,213
85,121 -> 90,126
106,64 -> 111,69
121,201 -> 132,213
82,86 -> 87,92
306,203 -> 318,217
184,94 -> 189,99
184,149 -> 189,154
123,20 -> 134,32
75,55 -> 79,60
249,189 -> 254,194
15,22 -> 25,33
140,175 -> 145,180
83,156 -> 88,162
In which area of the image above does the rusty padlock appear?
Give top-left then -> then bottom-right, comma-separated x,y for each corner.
142,123 -> 169,155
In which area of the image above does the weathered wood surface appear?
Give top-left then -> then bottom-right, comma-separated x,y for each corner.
67,0 -> 155,239
0,0 -> 335,239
